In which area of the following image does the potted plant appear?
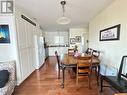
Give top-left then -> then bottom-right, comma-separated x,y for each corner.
74,45 -> 78,53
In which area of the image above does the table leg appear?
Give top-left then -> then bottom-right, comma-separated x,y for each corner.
97,65 -> 100,86
100,75 -> 103,92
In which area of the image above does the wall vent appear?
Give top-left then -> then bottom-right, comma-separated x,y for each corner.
21,15 -> 36,26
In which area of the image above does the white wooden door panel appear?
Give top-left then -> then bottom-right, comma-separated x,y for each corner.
28,48 -> 35,73
19,49 -> 30,81
16,14 -> 36,84
16,17 -> 27,49
27,22 -> 35,48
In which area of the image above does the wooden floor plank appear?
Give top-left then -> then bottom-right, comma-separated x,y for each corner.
14,56 -> 115,95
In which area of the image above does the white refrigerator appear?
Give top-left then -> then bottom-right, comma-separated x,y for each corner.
34,35 -> 45,69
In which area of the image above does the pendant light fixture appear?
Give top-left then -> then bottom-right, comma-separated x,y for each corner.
57,0 -> 71,25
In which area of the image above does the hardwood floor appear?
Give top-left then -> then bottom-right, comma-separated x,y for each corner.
14,57 -> 115,95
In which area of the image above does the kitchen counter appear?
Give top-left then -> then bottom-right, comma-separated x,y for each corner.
48,46 -> 68,56
46,45 -> 69,48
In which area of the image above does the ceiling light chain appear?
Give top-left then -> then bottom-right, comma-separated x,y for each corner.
61,0 -> 66,16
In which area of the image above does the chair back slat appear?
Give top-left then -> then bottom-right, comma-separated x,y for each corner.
77,56 -> 92,72
76,56 -> 92,88
68,49 -> 74,55
92,50 -> 100,58
85,48 -> 93,55
55,51 -> 60,67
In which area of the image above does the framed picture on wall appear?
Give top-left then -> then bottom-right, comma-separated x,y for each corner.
0,25 -> 10,43
75,36 -> 81,42
99,24 -> 121,41
70,38 -> 75,44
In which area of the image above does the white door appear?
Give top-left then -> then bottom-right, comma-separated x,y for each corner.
28,48 -> 35,73
16,17 -> 27,49
19,49 -> 30,81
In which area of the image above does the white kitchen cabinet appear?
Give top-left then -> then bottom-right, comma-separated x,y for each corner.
59,47 -> 68,55
48,47 -> 57,56
48,47 -> 68,56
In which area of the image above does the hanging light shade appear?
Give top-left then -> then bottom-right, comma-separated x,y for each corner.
57,0 -> 71,25
57,16 -> 71,25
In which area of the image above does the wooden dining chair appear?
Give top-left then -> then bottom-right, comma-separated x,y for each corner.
68,49 -> 74,55
76,56 -> 92,89
85,48 -> 93,55
92,50 -> 100,58
55,51 -> 63,79
92,50 -> 100,85
55,51 -> 76,88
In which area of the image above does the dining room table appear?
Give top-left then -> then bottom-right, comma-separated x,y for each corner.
59,53 -> 100,88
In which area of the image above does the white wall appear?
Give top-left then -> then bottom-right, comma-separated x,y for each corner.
0,15 -> 22,83
69,28 -> 88,53
89,0 -> 127,71
0,15 -> 17,61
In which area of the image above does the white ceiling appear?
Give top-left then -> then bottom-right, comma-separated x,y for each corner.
16,0 -> 114,31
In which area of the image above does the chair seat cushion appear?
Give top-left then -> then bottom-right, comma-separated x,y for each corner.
0,70 -> 9,88
104,76 -> 127,92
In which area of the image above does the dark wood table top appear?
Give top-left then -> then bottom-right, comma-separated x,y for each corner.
60,54 -> 100,65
